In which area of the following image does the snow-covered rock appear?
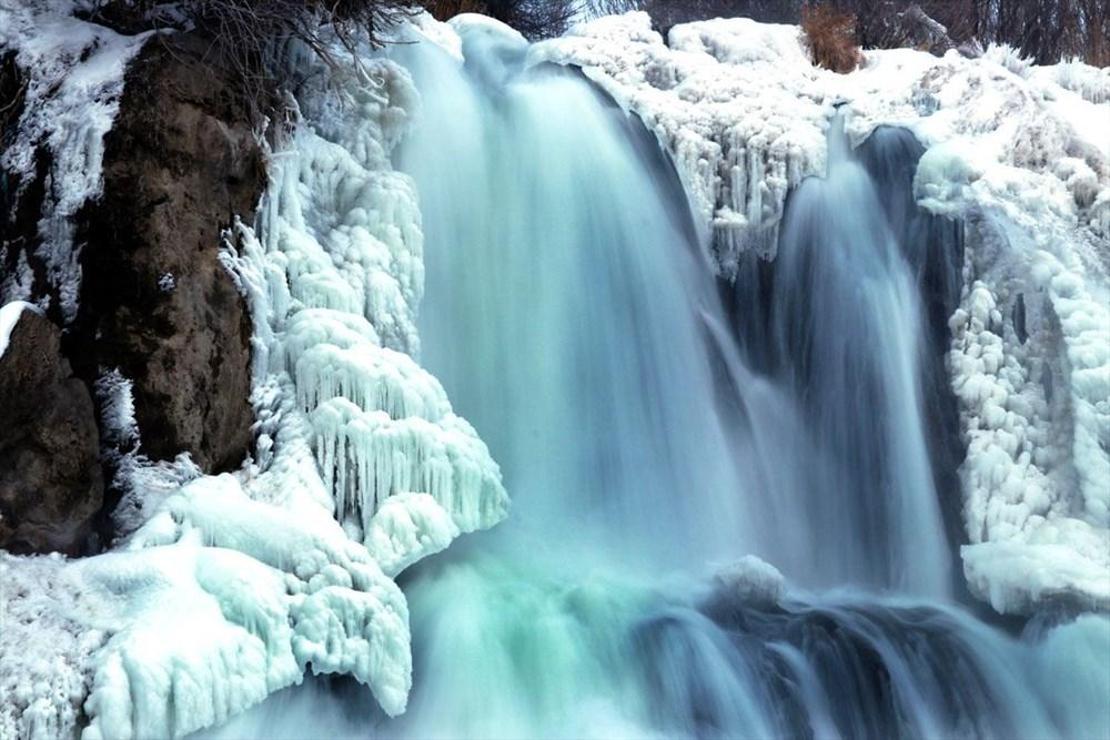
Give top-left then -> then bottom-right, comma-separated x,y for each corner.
712,555 -> 786,608
537,12 -> 1109,615
2,10 -> 507,739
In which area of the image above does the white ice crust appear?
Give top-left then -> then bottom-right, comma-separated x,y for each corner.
1,10 -> 507,739
0,301 -> 42,359
536,12 -> 1110,615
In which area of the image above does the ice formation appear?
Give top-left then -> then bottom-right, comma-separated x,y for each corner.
0,0 -> 151,322
536,13 -> 1109,614
220,47 -> 509,545
73,474 -> 413,739
1,5 -> 1105,736
1,7 -> 506,738
531,15 -> 830,273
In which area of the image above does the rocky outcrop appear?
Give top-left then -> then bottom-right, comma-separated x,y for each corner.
2,24 -> 264,549
70,34 -> 263,472
0,308 -> 102,554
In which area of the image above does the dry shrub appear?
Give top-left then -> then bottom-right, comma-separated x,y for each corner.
802,4 -> 864,72
79,0 -> 416,125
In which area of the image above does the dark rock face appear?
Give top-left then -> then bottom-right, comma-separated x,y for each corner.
71,35 -> 263,473
0,310 -> 103,554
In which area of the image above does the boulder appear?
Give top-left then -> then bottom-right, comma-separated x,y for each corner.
0,306 -> 103,553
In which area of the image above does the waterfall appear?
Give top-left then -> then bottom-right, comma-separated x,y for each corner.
398,21 -> 751,570
200,18 -> 1110,740
726,114 -> 952,596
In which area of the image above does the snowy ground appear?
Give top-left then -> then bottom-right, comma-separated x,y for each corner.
531,12 -> 1110,616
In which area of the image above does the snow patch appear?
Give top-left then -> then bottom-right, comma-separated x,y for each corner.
0,300 -> 42,359
712,555 -> 786,608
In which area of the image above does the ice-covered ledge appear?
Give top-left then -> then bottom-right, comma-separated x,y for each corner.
531,12 -> 1110,616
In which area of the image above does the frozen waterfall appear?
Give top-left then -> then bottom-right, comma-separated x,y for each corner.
201,16 -> 1110,740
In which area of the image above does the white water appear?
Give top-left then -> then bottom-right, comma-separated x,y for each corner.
400,21 -> 751,572
724,114 -> 951,596
203,21 -> 1110,739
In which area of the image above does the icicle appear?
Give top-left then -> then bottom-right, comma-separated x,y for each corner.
310,398 -> 507,539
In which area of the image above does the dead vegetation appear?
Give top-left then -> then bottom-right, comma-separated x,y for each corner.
801,4 -> 864,72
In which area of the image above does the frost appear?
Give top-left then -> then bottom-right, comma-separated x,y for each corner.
93,368 -> 139,449
981,44 -> 1033,78
0,250 -> 36,306
0,0 -> 151,323
108,453 -> 203,539
1043,60 -> 1110,105
0,553 -> 106,740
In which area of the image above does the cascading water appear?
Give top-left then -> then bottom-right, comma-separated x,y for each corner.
397,20 -> 751,570
202,18 -> 1110,740
726,114 -> 952,596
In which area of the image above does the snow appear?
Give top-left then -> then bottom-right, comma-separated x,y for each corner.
537,12 -> 1110,616
0,301 -> 42,359
404,11 -> 464,62
0,0 -> 151,322
2,11 -> 507,738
